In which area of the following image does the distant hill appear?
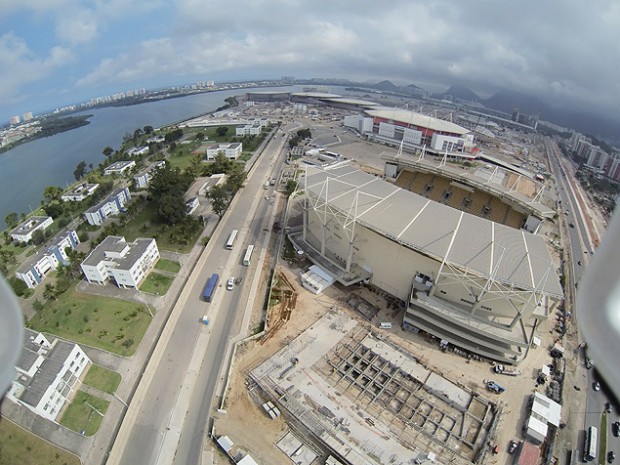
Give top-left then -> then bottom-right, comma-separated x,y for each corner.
483,90 -> 548,115
440,85 -> 482,103
374,80 -> 401,92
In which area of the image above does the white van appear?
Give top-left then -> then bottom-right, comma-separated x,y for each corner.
379,322 -> 392,329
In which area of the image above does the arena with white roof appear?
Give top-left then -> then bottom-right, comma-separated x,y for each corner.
287,165 -> 563,364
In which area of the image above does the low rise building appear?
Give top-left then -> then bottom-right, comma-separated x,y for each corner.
235,118 -> 269,136
134,160 -> 165,189
206,142 -> 242,160
15,230 -> 80,288
10,216 -> 53,243
80,235 -> 159,288
126,146 -> 149,157
103,160 -> 136,176
83,187 -> 131,226
7,329 -> 91,421
525,392 -> 562,444
61,183 -> 99,202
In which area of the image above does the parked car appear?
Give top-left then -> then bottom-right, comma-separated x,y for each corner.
608,451 -> 616,464
508,441 -> 519,454
605,402 -> 612,413
594,381 -> 601,391
612,421 -> 620,437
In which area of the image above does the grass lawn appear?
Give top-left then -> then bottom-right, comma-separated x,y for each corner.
139,272 -> 174,295
59,391 -> 109,437
0,419 -> 80,465
122,202 -> 202,253
83,365 -> 121,394
600,413 -> 607,465
28,286 -> 151,356
155,258 -> 181,273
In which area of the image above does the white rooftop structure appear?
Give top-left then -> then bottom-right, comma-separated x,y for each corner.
366,108 -> 471,135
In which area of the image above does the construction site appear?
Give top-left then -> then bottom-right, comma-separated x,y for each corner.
248,308 -> 500,465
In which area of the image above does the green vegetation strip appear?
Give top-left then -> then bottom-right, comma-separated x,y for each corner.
0,419 -> 80,465
82,365 -> 121,394
139,272 -> 174,295
59,391 -> 109,437
600,412 -> 607,465
28,286 -> 151,356
155,258 -> 181,273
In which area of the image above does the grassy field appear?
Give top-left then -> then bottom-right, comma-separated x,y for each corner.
155,258 -> 181,273
59,391 -> 109,437
28,286 -> 151,356
0,420 -> 80,465
139,272 -> 174,295
82,365 -> 121,394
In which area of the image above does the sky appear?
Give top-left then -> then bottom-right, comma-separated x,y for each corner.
1,0 -> 619,124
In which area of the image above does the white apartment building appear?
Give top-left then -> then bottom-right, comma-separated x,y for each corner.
61,183 -> 99,202
10,216 -> 54,243
205,142 -> 242,160
7,329 -> 91,421
15,230 -> 80,288
103,160 -> 136,176
134,160 -> 166,189
83,187 -> 131,226
80,235 -> 159,288
235,118 -> 269,136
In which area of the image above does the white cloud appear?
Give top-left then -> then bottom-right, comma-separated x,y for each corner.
55,8 -> 99,45
0,33 -> 73,104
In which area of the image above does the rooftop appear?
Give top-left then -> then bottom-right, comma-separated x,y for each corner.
10,216 -> 51,236
82,235 -> 155,270
366,108 -> 471,135
302,165 -> 562,298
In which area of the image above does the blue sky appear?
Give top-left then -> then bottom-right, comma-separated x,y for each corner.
1,0 -> 619,124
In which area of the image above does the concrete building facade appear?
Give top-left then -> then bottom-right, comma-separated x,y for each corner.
61,183 -> 99,202
205,142 -> 242,160
80,235 -> 159,288
10,216 -> 54,243
15,230 -> 80,288
7,329 -> 91,421
83,187 -> 131,226
288,166 -> 562,364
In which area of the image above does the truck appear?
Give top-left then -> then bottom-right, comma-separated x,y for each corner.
493,364 -> 521,376
486,380 -> 506,394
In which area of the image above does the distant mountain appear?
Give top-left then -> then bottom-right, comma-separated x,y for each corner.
483,90 -> 548,115
406,83 -> 422,90
440,85 -> 482,103
374,80 -> 401,92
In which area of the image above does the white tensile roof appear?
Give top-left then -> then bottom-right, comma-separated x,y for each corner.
302,165 -> 562,298
366,108 -> 471,135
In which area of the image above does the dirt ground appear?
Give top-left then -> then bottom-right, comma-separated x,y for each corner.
213,260 -> 566,465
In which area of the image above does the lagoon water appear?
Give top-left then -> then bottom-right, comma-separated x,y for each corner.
0,85 -> 302,227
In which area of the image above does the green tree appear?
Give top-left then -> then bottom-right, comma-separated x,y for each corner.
102,146 -> 114,157
206,185 -> 229,218
32,298 -> 45,312
216,126 -> 229,137
43,202 -> 64,219
5,212 -> 18,228
133,128 -> 144,140
285,179 -> 298,197
143,125 -> 154,134
43,283 -> 57,301
31,229 -> 46,245
211,152 -> 233,174
195,132 -> 205,141
74,160 -> 88,181
8,277 -> 28,296
164,128 -> 183,143
43,186 -> 63,203
148,165 -> 193,225
225,165 -> 247,193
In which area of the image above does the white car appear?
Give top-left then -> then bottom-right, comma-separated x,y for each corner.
226,277 -> 235,290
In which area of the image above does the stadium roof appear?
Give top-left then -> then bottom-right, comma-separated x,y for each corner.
291,92 -> 341,99
323,97 -> 380,107
302,165 -> 562,298
365,108 -> 471,135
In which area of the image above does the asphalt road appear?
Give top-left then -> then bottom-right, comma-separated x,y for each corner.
116,129 -> 287,465
546,139 -> 620,461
